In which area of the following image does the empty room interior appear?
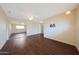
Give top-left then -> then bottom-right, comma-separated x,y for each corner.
0,3 -> 79,55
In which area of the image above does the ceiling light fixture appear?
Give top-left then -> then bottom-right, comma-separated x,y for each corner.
66,11 -> 71,15
28,16 -> 34,21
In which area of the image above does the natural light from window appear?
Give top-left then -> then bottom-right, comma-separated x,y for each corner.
16,25 -> 24,29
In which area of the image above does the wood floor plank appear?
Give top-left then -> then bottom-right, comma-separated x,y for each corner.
0,33 -> 79,55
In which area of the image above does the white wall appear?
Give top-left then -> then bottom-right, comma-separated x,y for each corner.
11,24 -> 26,33
8,17 -> 41,35
44,10 -> 76,46
0,7 -> 10,49
76,6 -> 79,50
27,21 -> 41,36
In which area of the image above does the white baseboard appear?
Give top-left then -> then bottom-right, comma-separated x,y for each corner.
0,40 -> 7,50
27,33 -> 41,36
76,46 -> 79,51
44,35 -> 75,46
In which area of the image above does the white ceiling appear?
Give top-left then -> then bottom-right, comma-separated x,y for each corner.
0,3 -> 79,23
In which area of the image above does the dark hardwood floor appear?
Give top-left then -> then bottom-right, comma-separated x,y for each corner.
0,33 -> 79,55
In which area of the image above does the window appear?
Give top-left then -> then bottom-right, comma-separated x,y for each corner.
16,25 -> 24,29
